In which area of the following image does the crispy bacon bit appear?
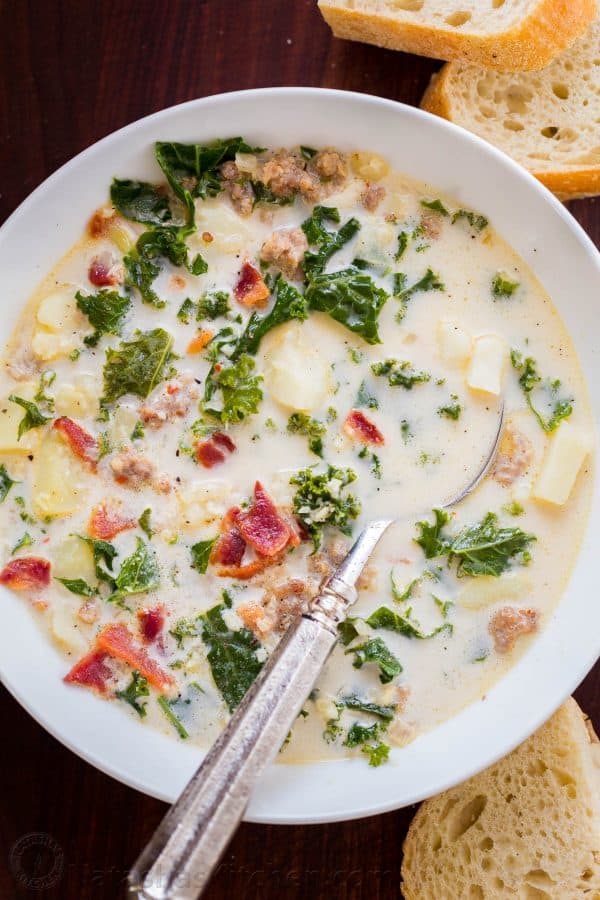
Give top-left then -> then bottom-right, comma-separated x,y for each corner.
187,330 -> 213,354
138,606 -> 165,643
170,275 -> 186,291
196,432 -> 236,468
0,557 -> 51,591
54,417 -> 99,467
237,482 -> 291,557
344,409 -> 385,445
217,554 -> 285,581
88,253 -> 122,287
88,208 -> 116,239
202,231 -> 213,243
489,606 -> 540,654
96,623 -> 174,691
211,527 -> 246,568
234,262 -> 270,308
88,501 -> 136,541
64,650 -> 112,694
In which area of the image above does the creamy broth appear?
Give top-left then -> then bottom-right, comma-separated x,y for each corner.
0,143 -> 593,766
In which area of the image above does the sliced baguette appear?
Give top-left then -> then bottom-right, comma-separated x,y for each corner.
421,16 -> 600,200
401,698 -> 600,899
318,0 -> 596,72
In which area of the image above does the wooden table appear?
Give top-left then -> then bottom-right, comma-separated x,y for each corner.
1,1 -> 598,897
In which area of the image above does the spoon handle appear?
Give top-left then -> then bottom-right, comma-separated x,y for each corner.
127,584 -> 351,900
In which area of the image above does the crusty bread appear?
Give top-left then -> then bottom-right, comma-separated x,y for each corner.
401,698 -> 600,899
421,15 -> 600,200
317,0 -> 596,72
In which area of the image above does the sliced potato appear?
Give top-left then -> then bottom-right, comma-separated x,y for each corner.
51,600 -> 88,656
350,151 -> 389,181
437,319 -> 472,367
176,480 -> 232,530
54,375 -> 100,418
32,328 -> 79,361
0,395 -> 41,454
52,535 -> 96,581
108,405 -> 138,446
194,204 -> 254,254
533,421 -> 591,506
32,430 -> 88,517
466,333 -> 507,396
36,288 -> 82,332
458,572 -> 532,611
262,319 -> 331,412
353,218 -> 396,265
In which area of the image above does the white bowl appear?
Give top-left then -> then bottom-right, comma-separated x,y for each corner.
0,88 -> 599,824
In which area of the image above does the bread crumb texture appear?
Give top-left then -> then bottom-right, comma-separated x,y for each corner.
318,0 -> 596,72
401,698 -> 600,899
421,14 -> 600,199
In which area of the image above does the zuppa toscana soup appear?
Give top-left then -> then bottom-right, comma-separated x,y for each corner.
0,140 -> 593,766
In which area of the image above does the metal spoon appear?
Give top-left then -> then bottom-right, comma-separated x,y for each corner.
128,402 -> 504,900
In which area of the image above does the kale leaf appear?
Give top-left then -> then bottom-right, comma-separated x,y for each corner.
139,508 -> 153,539
157,695 -> 189,738
231,277 -> 308,359
76,289 -> 131,347
394,268 -> 445,300
366,605 -> 452,640
287,413 -> 326,457
290,464 -> 361,550
302,208 -> 361,280
197,291 -> 230,321
451,209 -> 488,233
0,464 -> 17,502
116,671 -> 150,718
337,694 -> 396,721
79,536 -> 118,586
343,722 -> 390,767
110,537 -> 160,603
395,230 -> 409,261
414,508 -> 452,558
438,395 -> 462,420
346,637 -> 402,684
102,328 -> 174,404
421,199 -> 449,216
200,593 -> 264,712
305,267 -> 389,345
371,358 -> 430,389
110,179 -> 173,226
124,225 -> 199,307
511,349 -> 573,432
201,354 -> 263,424
8,396 -> 51,439
190,538 -> 217,574
56,577 -> 98,597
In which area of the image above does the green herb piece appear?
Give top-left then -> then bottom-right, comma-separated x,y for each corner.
451,209 -> 488,232
56,577 -> 98,597
302,211 -> 361,280
510,349 -> 573,432
433,595 -> 453,619
0,464 -> 17,502
395,231 -> 409,261
190,538 -> 217,574
190,253 -> 208,276
348,348 -> 363,364
492,271 -> 520,299
395,268 -> 445,301
201,354 -> 263,425
414,508 -> 452,558
390,572 -> 420,603
250,180 -> 295,207
8,396 -> 51,439
69,348 -> 81,361
290,465 -> 360,551
124,225 -> 197,307
131,421 -> 145,441
337,694 -> 396,721
503,500 -> 524,517
33,371 -> 56,409
79,536 -> 118,586
155,138 -> 259,224
231,277 -> 307,359
305,268 -> 388,345
346,637 -> 402,684
110,537 -> 159,603
98,433 -> 112,459
343,722 -> 390,767
12,532 -> 32,554
157,694 -> 189,738
197,291 -> 230,320
366,605 -> 452,639
102,328 -> 174,405
356,380 -> 378,410
139,508 -> 153,540
76,289 -> 131,347
14,496 -> 35,524
301,205 -> 340,244
438,395 -> 462,420
169,617 -> 200,648
200,593 -> 264,712
371,358 -> 431,389
287,413 -> 326,457
177,297 -> 196,323
421,199 -> 449,216
110,179 -> 172,226
337,618 -> 360,646
116,671 -> 150,718
400,420 -> 412,443
300,146 -> 317,160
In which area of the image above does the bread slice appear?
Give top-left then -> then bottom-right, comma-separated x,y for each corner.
421,16 -> 600,200
401,698 -> 600,899
317,0 -> 596,72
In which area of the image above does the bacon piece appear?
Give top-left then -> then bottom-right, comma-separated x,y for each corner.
343,409 -> 385,446
211,527 -> 246,568
237,482 -> 291,557
54,417 -> 99,467
88,208 -> 116,239
138,606 -> 165,644
187,330 -> 213,354
88,255 -> 121,287
0,557 -> 51,591
234,262 -> 270,308
88,501 -> 136,541
195,432 -> 236,469
64,650 -> 113,695
96,622 -> 174,691
217,554 -> 284,581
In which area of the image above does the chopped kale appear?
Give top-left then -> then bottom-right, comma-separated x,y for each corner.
337,618 -> 360,646
346,637 -> 402,684
287,413 -> 326,457
76,289 -> 131,347
116,671 -> 150,718
110,537 -> 160,603
356,380 -> 378,410
169,617 -> 200,648
131,421 -> 145,441
8,396 -> 51,439
200,593 -> 264,712
56,577 -> 98,597
139,508 -> 153,540
451,209 -> 488,232
157,694 -> 189,738
343,722 -> 390,767
421,199 -> 449,216
290,464 -> 360,550
232,277 -> 307,359
197,290 -> 230,320
414,508 -> 452,558
503,500 -> 524,517
190,253 -> 208,276
110,178 -> 173,226
302,209 -> 361,280
395,268 -> 445,301
102,328 -> 174,405
438,395 -> 462,420
78,536 -> 118,586
366,605 -> 452,640
492,271 -> 520,299
190,538 -> 217,574
337,694 -> 396,721
395,230 -> 410,261
11,533 -> 32,554
177,297 -> 196,323
390,572 -> 420,603
124,225 -> 198,307
0,464 -> 17,502
511,349 -> 573,432
201,354 -> 263,425
305,267 -> 389,345
371,358 -> 431,389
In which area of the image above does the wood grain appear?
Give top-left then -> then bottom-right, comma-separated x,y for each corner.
0,1 -> 597,897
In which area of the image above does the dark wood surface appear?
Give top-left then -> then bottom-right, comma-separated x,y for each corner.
0,1 -> 598,897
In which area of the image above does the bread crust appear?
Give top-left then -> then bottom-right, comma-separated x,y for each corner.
421,63 -> 600,201
318,0 -> 596,72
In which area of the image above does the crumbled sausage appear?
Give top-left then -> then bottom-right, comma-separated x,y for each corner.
420,213 -> 443,240
110,449 -> 156,487
220,161 -> 255,217
78,600 -> 100,624
361,183 -> 386,212
387,718 -> 416,748
489,606 -> 539,653
238,578 -> 310,638
260,150 -> 320,202
311,148 -> 348,185
260,227 -> 308,279
493,424 -> 533,486
139,376 -> 198,429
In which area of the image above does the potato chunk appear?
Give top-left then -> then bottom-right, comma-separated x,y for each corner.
51,600 -> 88,656
32,430 -> 88,517
0,396 -> 40,453
437,319 -> 472,368
467,334 -> 507,396
52,535 -> 96,582
263,319 -> 331,413
533,421 -> 591,506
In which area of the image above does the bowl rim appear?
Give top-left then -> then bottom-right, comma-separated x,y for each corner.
0,86 -> 599,824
